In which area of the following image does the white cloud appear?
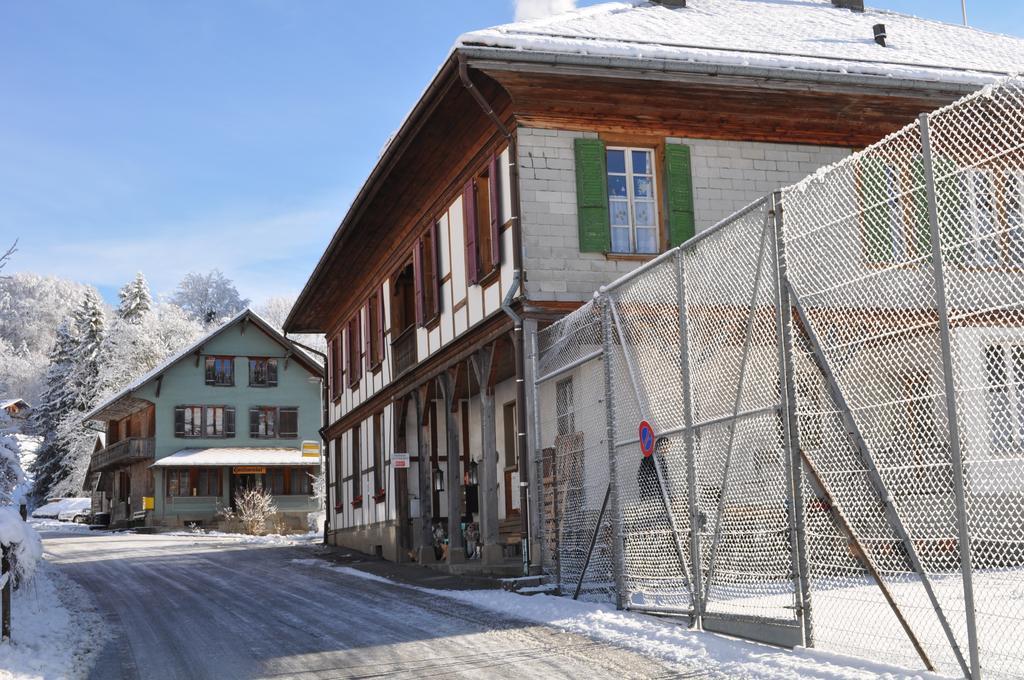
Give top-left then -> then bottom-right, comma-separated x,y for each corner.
9,191 -> 351,309
514,0 -> 577,21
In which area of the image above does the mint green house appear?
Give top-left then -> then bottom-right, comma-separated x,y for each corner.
84,310 -> 324,530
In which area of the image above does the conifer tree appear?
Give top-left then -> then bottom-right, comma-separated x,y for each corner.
117,272 -> 152,322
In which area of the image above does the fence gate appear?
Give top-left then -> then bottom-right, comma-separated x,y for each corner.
532,77 -> 1024,679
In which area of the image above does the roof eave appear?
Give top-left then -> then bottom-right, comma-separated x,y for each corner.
456,45 -> 996,98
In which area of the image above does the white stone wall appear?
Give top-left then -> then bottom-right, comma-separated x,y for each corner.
517,127 -> 852,302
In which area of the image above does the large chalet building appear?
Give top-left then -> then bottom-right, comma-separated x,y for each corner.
284,0 -> 1024,572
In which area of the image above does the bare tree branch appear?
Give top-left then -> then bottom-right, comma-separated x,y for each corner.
0,238 -> 17,277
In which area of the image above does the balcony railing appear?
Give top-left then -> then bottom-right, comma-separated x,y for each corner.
92,437 -> 155,471
391,325 -> 418,379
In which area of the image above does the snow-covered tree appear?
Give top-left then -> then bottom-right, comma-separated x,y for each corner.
171,269 -> 249,325
0,272 -> 88,404
0,415 -> 28,506
117,272 -> 152,322
29,319 -> 80,499
95,302 -> 202,403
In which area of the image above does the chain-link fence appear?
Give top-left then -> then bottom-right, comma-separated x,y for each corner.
531,77 -> 1024,679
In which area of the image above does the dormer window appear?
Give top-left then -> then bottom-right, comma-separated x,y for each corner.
205,356 -> 234,386
249,358 -> 279,387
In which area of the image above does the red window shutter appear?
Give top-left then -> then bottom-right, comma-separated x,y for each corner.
363,302 -> 371,372
463,180 -> 479,285
413,242 -> 424,326
327,338 -> 335,396
334,335 -> 343,394
488,155 -> 501,268
376,291 -> 385,364
344,324 -> 351,386
429,221 -> 441,318
354,317 -> 363,383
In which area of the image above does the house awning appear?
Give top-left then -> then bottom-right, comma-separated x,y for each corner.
151,448 -> 319,468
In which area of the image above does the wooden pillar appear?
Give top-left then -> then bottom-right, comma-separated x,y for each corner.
413,385 -> 435,563
394,397 -> 411,562
437,369 -> 464,563
470,344 -> 502,564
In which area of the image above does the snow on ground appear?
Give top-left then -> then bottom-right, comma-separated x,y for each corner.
0,561 -> 104,680
27,518 -> 93,535
29,498 -> 89,520
166,527 -> 321,545
304,560 -> 948,680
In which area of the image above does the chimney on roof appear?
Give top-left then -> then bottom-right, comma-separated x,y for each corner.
831,0 -> 864,11
873,23 -> 887,46
650,0 -> 686,7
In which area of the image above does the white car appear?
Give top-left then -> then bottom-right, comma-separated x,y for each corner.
57,507 -> 90,523
32,497 -> 92,522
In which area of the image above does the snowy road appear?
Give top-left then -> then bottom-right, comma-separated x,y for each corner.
41,531 -> 691,679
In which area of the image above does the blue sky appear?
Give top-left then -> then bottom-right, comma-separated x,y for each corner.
3,0 -> 1023,306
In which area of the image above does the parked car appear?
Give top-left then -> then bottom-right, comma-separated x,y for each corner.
31,497 -> 91,521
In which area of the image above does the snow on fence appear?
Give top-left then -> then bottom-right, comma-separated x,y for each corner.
531,77 -> 1024,680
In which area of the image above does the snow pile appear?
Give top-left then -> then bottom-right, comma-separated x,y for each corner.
320,563 -> 942,680
0,561 -> 104,680
168,528 -> 321,545
460,0 -> 1024,86
30,497 -> 90,520
0,507 -> 42,585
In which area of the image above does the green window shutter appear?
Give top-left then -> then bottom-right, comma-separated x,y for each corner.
574,138 -> 610,252
858,157 -> 894,263
909,158 -> 931,258
665,143 -> 696,247
911,155 -> 966,260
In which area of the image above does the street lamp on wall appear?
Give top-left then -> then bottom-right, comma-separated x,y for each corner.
433,466 -> 445,492
468,460 -> 479,486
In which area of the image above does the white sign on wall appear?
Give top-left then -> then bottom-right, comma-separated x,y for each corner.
392,452 -> 410,469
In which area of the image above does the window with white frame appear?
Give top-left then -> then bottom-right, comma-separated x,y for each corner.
884,164 -> 911,263
555,378 -> 575,437
607,147 -> 658,254
964,168 -> 1000,267
181,406 -> 203,437
985,343 -> 1024,454
1005,171 -> 1024,266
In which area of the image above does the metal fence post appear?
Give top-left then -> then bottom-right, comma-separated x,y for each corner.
675,249 -> 704,624
771,190 -> 814,647
919,112 -> 981,680
601,296 -> 629,609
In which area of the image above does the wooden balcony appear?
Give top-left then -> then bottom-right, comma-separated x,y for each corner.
92,437 -> 155,471
391,326 -> 417,379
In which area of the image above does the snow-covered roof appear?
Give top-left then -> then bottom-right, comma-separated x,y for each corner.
458,0 -> 1024,86
84,309 -> 323,423
151,448 -> 319,468
1,398 -> 30,410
